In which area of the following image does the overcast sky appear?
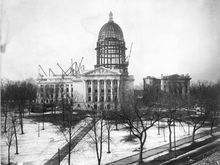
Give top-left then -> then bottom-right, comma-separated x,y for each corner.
1,0 -> 220,85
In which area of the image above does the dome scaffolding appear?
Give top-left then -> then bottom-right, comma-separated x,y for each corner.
95,12 -> 128,75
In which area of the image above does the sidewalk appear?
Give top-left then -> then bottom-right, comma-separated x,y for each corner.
148,134 -> 220,165
44,118 -> 97,165
106,127 -> 220,165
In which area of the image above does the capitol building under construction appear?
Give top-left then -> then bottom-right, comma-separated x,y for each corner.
37,12 -> 135,110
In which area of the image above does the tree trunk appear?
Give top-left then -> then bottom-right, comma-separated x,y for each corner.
168,124 -> 172,152
68,125 -> 71,165
42,108 -> 45,130
139,142 -> 143,163
98,158 -> 101,165
28,101 -> 31,114
68,142 -> 71,165
19,111 -> 24,134
210,121 -> 214,136
129,127 -> 132,140
192,127 -> 196,143
62,101 -> 65,122
8,145 -> 11,165
12,119 -> 19,154
107,129 -> 111,153
115,113 -> 118,130
4,111 -> 8,133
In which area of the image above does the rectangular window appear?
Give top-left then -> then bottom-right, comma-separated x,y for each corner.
88,87 -> 91,93
108,96 -> 111,102
101,96 -> 104,102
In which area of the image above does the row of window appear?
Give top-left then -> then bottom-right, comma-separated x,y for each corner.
99,58 -> 121,64
88,87 -> 117,94
98,41 -> 125,46
88,95 -> 117,103
87,80 -> 118,85
40,93 -> 75,98
40,87 -> 74,93
100,49 -> 121,53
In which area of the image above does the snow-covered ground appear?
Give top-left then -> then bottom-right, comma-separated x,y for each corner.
61,121 -> 209,165
1,114 -> 91,165
1,116 -> 209,165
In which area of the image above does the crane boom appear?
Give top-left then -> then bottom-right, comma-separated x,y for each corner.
127,42 -> 133,63
39,65 -> 47,76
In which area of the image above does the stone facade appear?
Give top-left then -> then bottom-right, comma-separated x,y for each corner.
143,74 -> 191,95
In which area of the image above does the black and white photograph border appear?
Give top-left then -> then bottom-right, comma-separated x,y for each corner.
1,0 -> 220,165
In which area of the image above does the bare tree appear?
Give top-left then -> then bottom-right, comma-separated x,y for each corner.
160,93 -> 187,152
86,103 -> 105,165
207,81 -> 220,135
119,90 -> 160,163
53,91 -> 82,165
11,111 -> 20,155
10,81 -> 28,134
187,81 -> 210,143
103,109 -> 114,153
2,112 -> 16,165
159,81 -> 188,153
25,78 -> 37,114
1,79 -> 11,133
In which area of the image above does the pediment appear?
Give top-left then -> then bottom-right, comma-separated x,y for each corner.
83,67 -> 121,76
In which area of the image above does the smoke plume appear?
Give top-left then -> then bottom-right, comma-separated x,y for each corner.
0,11 -> 11,53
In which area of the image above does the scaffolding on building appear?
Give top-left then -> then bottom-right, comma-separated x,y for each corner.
37,57 -> 85,82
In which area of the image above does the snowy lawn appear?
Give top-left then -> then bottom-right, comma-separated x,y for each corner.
1,114 -> 210,165
61,121 -> 210,165
1,112 -> 90,165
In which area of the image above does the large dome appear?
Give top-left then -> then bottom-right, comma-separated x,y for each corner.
98,12 -> 124,41
95,12 -> 128,74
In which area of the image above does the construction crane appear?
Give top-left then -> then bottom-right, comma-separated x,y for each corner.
39,65 -> 47,76
126,42 -> 133,64
38,58 -> 85,79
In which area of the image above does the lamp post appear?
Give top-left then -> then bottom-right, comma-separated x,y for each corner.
38,121 -> 40,137
157,119 -> 160,135
157,108 -> 160,135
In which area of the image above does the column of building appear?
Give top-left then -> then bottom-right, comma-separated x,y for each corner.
53,84 -> 56,101
84,80 -> 87,102
117,79 -> 120,100
83,79 -> 120,104
104,80 -> 107,102
91,80 -> 94,102
111,80 -> 113,101
97,80 -> 100,102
